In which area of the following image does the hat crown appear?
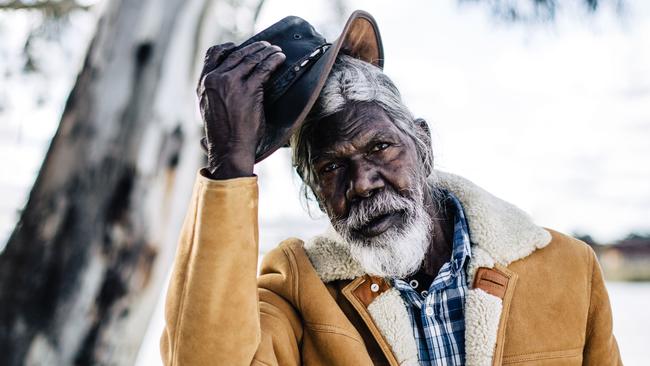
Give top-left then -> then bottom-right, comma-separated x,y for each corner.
241,16 -> 327,69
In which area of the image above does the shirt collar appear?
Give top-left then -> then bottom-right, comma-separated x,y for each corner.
392,190 -> 472,291
446,191 -> 472,275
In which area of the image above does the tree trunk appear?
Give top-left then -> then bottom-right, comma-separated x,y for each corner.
0,0 -> 262,364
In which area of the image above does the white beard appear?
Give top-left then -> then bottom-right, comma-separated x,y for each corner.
332,180 -> 433,278
349,211 -> 431,278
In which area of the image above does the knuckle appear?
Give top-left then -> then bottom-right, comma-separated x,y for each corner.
256,61 -> 276,74
257,64 -> 273,74
203,72 -> 224,88
204,45 -> 216,57
243,53 -> 262,64
208,42 -> 235,53
263,46 -> 281,57
257,49 -> 275,60
229,50 -> 245,60
204,43 -> 232,63
263,53 -> 284,68
204,46 -> 220,59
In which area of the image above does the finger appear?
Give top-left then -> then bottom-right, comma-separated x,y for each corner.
217,41 -> 270,71
199,43 -> 235,78
248,52 -> 287,83
237,45 -> 283,78
197,43 -> 236,95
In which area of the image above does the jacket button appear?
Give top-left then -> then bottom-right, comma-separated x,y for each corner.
370,283 -> 380,292
409,279 -> 419,289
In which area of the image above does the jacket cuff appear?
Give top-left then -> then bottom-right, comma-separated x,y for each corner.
197,167 -> 257,188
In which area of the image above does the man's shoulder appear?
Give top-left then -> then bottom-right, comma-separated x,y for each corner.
505,228 -> 598,328
259,237 -> 307,270
541,228 -> 595,261
260,234 -> 364,284
508,228 -> 596,279
260,237 -> 332,281
543,227 -> 593,249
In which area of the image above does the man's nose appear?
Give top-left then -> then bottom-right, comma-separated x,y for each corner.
345,162 -> 384,202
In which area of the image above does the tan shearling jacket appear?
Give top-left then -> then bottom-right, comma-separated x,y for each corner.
160,170 -> 622,365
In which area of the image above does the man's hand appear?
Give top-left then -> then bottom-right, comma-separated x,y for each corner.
197,41 -> 286,180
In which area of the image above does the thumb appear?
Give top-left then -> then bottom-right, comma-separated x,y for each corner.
200,136 -> 209,156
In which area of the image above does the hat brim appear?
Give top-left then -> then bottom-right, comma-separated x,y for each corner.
255,10 -> 384,163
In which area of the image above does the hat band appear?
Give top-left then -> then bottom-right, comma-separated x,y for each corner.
266,43 -> 331,104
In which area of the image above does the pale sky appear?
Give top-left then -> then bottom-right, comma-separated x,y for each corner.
254,0 -> 650,246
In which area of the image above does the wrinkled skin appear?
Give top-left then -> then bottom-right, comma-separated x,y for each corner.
198,43 -> 453,277
308,103 -> 454,277
309,104 -> 417,216
197,41 -> 286,179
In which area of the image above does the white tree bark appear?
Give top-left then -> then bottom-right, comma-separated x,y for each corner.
0,0 -> 262,364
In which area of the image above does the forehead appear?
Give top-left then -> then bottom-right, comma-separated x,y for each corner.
309,103 -> 401,154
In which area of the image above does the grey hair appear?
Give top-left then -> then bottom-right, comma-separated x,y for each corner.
291,54 -> 434,192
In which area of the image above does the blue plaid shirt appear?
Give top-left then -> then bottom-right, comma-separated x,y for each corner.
393,192 -> 472,365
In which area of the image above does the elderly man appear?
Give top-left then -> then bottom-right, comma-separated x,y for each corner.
160,11 -> 621,366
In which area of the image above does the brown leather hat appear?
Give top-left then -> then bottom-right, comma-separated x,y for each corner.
231,10 -> 384,163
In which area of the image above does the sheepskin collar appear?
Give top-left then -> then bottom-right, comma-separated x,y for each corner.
303,170 -> 552,283
303,170 -> 552,366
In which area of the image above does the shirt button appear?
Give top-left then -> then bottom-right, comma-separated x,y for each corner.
425,307 -> 434,316
421,290 -> 429,297
370,283 -> 380,292
409,279 -> 419,289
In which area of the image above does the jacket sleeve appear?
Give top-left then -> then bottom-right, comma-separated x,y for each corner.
582,249 -> 622,365
160,171 -> 302,366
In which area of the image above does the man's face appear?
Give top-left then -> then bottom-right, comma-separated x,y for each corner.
308,102 -> 432,277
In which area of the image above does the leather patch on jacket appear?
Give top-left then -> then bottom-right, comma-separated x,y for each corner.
352,275 -> 391,307
473,267 -> 509,299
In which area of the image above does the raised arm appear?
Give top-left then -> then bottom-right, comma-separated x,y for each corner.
160,42 -> 302,365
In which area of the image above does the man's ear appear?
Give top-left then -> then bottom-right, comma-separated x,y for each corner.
414,118 -> 434,176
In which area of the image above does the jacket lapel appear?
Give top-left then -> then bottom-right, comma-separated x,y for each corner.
342,276 -> 419,366
338,266 -> 519,366
491,265 -> 518,366
465,265 -> 518,366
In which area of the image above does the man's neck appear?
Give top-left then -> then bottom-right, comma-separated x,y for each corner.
419,186 -> 455,278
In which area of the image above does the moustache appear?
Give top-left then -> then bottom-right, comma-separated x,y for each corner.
338,188 -> 418,231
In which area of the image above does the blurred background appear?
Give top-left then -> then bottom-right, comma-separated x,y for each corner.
0,0 -> 648,364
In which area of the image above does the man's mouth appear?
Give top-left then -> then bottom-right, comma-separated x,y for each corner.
354,210 -> 405,238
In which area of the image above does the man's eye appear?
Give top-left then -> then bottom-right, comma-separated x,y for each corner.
370,142 -> 390,152
322,162 -> 341,173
